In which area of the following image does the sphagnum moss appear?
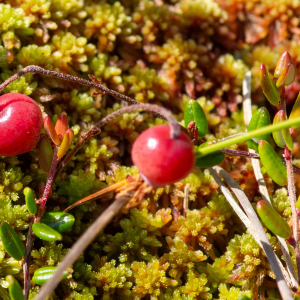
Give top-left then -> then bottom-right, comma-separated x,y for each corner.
0,0 -> 299,299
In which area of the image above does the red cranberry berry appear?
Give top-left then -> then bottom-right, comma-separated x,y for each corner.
131,124 -> 195,187
0,93 -> 43,156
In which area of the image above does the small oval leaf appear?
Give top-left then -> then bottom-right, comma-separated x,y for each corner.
6,275 -> 24,300
32,223 -> 62,241
260,64 -> 280,105
257,200 -> 291,238
24,187 -> 37,215
258,140 -> 287,186
40,212 -> 75,233
273,111 -> 286,148
44,117 -> 60,145
38,136 -> 53,173
276,62 -> 296,87
32,267 -> 70,285
274,52 -> 292,78
0,222 -> 25,261
247,107 -> 271,151
184,100 -> 208,137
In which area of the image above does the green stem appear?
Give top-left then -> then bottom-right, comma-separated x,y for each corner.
198,116 -> 300,156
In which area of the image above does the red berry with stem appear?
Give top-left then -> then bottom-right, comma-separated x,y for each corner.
0,93 -> 43,156
131,124 -> 195,187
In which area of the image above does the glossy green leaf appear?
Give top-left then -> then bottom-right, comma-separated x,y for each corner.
273,111 -> 293,150
184,100 -> 208,137
38,136 -> 53,173
296,196 -> 300,210
6,275 -> 24,300
247,107 -> 271,151
32,267 -> 70,285
256,200 -> 291,238
260,64 -> 280,105
289,92 -> 300,128
258,140 -> 287,186
32,223 -> 62,241
272,111 -> 285,148
23,187 -> 37,215
40,212 -> 75,233
0,222 -> 25,261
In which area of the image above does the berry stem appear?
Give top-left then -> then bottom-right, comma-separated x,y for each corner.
54,104 -> 180,181
40,146 -> 59,207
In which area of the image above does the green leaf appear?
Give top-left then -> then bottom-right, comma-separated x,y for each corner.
40,212 -> 75,233
247,107 -> 271,151
273,110 -> 293,150
184,100 -> 208,137
256,200 -> 291,238
32,267 -> 70,285
0,222 -> 25,261
23,187 -> 37,215
260,64 -> 280,105
32,223 -> 62,241
6,275 -> 24,300
258,140 -> 287,186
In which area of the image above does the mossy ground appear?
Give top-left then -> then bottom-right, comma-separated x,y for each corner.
0,0 -> 299,299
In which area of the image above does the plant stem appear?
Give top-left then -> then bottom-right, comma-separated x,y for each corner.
34,191 -> 135,300
54,104 -> 180,181
285,147 -> 300,283
40,146 -> 59,207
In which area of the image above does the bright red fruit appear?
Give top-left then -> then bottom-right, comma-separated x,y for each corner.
131,124 -> 195,187
0,93 -> 43,156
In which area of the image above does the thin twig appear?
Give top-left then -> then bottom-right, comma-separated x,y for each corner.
210,166 -> 293,298
280,86 -> 300,284
285,148 -> 300,283
243,72 -> 298,287
34,191 -> 135,300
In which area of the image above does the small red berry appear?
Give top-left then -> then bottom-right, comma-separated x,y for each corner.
131,124 -> 195,186
0,93 -> 43,156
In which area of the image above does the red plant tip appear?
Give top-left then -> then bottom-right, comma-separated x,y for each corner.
274,51 -> 292,78
131,124 -> 195,187
44,117 -> 60,145
57,129 -> 74,158
55,113 -> 68,137
0,93 -> 43,156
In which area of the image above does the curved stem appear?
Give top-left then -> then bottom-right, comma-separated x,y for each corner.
94,104 -> 180,139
